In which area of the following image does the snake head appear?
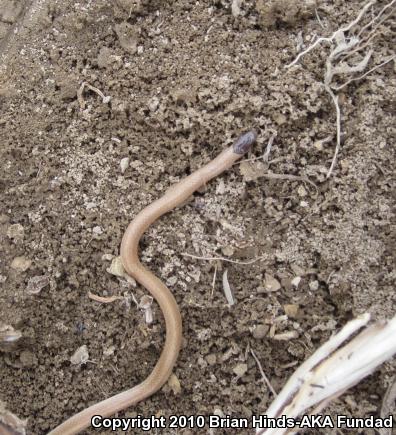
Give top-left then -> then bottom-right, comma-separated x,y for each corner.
232,130 -> 257,155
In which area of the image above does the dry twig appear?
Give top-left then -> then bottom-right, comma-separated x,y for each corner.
256,313 -> 396,435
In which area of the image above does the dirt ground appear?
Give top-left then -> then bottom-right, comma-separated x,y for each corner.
0,0 -> 395,434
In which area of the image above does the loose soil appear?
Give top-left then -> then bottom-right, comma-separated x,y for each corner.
0,0 -> 395,434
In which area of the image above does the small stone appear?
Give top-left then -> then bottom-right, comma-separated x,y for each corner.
252,324 -> 269,339
213,408 -> 225,417
92,226 -> 103,235
0,214 -> 10,224
148,96 -> 159,112
167,276 -> 177,286
11,257 -> 31,272
233,363 -> 248,377
284,304 -> 299,318
309,280 -> 319,291
7,223 -> 24,239
216,179 -> 225,194
264,273 -> 281,292
27,275 -> 49,294
97,46 -> 113,68
167,373 -> 181,395
103,345 -> 116,356
221,245 -> 234,256
291,277 -> 301,288
106,256 -> 126,277
231,0 -> 242,17
120,157 -> 130,174
290,264 -> 304,276
115,22 -> 139,54
205,354 -> 217,366
70,345 -> 89,365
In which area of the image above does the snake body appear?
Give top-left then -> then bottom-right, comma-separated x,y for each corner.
48,130 -> 257,434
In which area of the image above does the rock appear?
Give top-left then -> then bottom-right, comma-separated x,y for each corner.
92,226 -> 103,235
106,256 -> 126,277
291,276 -> 301,288
120,157 -> 130,174
70,345 -> 89,365
26,275 -> 49,294
233,363 -> 248,377
284,304 -> 299,318
10,257 -> 31,272
264,273 -> 281,292
205,353 -> 217,366
252,324 -> 269,339
221,245 -> 234,256
167,373 -> 181,395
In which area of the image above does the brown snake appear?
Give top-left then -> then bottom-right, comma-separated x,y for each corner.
48,130 -> 257,434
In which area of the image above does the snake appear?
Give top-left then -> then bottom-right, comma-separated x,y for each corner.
48,130 -> 257,434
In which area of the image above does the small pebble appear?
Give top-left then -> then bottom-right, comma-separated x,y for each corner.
291,276 -> 301,288
0,214 -> 9,224
106,256 -> 125,277
264,273 -> 281,292
167,373 -> 181,395
233,363 -> 248,377
221,245 -> 234,256
11,256 -> 31,272
120,157 -> 130,174
252,324 -> 269,339
92,226 -> 103,235
70,345 -> 89,365
205,354 -> 217,366
26,275 -> 49,294
297,185 -> 307,197
309,280 -> 319,291
284,304 -> 299,318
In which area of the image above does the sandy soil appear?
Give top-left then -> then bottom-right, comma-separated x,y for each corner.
0,0 -> 395,434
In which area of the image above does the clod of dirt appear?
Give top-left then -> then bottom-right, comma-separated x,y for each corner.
0,0 -> 23,24
19,350 -> 37,368
115,0 -> 144,16
114,22 -> 139,54
97,46 -> 114,68
26,275 -> 49,295
256,0 -> 316,28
